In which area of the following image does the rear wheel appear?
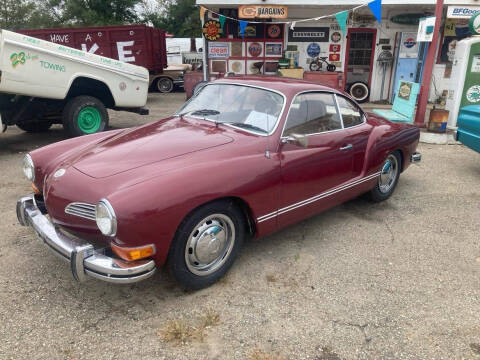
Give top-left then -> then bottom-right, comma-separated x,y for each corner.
369,151 -> 401,202
16,121 -> 52,133
327,64 -> 336,72
167,200 -> 245,290
62,96 -> 108,137
348,82 -> 370,103
156,77 -> 174,93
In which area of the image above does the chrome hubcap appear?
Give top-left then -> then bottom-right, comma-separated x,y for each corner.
379,154 -> 398,194
185,214 -> 235,276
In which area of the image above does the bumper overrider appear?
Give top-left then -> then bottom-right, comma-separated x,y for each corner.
16,195 -> 156,284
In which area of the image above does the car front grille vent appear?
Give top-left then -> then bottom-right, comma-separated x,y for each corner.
65,202 -> 96,221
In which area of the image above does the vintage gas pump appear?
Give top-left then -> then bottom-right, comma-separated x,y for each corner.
447,14 -> 480,128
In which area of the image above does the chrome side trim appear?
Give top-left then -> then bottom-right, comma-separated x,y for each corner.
5,38 -> 149,80
257,172 -> 381,223
65,202 -> 96,221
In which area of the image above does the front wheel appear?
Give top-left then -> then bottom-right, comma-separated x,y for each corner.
309,61 -> 321,71
167,200 -> 245,290
62,96 -> 108,137
156,77 -> 174,93
369,151 -> 401,202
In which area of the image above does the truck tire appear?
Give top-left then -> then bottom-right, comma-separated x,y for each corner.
156,77 -> 174,93
16,121 -> 52,133
62,96 -> 108,137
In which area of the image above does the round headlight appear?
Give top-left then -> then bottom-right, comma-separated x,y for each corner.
95,199 -> 117,236
22,154 -> 35,182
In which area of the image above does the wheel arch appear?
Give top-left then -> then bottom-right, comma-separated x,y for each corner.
177,196 -> 257,238
66,76 -> 116,108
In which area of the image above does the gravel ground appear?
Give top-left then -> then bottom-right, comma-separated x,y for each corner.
1,92 -> 479,360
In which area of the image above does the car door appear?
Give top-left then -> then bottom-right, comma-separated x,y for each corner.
278,92 -> 354,228
336,95 -> 373,179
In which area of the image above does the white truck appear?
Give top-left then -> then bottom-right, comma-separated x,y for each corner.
0,30 -> 149,137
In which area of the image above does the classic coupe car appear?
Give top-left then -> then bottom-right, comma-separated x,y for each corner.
17,76 -> 421,289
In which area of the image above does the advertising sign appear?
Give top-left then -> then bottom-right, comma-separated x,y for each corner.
288,27 -> 330,43
239,5 -> 287,19
417,16 -> 436,42
447,6 -> 480,19
307,43 -> 321,57
208,42 -> 229,58
203,20 -> 221,41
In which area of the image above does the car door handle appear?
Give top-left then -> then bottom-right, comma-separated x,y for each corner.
339,144 -> 353,151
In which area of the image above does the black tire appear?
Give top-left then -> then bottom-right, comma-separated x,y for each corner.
16,121 -> 52,133
62,96 -> 108,137
192,81 -> 208,96
309,61 -> 321,71
348,82 -> 370,103
156,77 -> 174,93
327,64 -> 336,72
369,151 -> 402,202
167,200 -> 245,290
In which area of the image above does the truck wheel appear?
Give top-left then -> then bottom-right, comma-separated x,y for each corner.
16,121 -> 52,133
156,77 -> 174,93
62,96 -> 108,137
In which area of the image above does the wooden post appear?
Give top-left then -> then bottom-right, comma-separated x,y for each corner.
414,0 -> 444,126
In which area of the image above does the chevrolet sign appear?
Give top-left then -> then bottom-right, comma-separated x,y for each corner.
447,6 -> 480,19
238,5 -> 288,19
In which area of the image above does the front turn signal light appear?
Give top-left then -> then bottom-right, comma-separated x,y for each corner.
111,243 -> 156,261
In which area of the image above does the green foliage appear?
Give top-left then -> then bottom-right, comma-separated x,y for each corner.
0,0 -> 35,30
1,0 -> 144,30
147,0 -> 202,38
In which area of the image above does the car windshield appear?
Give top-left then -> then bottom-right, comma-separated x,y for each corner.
176,84 -> 284,134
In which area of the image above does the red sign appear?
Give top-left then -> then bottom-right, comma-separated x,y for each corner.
202,20 -> 221,41
267,24 -> 281,38
329,44 -> 341,53
248,42 -> 262,57
329,53 -> 340,62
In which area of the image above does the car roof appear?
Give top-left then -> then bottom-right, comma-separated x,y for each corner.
214,75 -> 340,96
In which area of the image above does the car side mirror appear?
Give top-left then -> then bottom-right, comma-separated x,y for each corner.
281,133 -> 309,148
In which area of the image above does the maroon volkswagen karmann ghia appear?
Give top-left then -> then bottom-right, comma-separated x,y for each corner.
17,77 -> 421,289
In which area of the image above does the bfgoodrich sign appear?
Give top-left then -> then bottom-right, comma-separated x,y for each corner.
447,6 -> 480,19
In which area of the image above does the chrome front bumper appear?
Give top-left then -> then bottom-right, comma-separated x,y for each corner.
410,152 -> 421,164
16,195 -> 156,284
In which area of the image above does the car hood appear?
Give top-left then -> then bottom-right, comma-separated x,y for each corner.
72,118 -> 233,178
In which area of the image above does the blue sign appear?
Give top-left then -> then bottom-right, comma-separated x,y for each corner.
307,42 -> 321,57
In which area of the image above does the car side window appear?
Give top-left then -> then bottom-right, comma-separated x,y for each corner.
284,93 -> 342,136
336,96 -> 365,128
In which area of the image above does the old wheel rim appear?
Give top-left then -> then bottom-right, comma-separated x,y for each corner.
77,106 -> 101,133
185,214 -> 235,276
310,62 -> 320,71
379,154 -> 398,194
158,78 -> 173,92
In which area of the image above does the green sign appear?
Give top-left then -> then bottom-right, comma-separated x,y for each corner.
469,12 -> 480,35
460,42 -> 480,107
390,13 -> 427,25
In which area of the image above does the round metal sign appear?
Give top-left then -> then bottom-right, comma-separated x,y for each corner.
403,38 -> 416,48
469,12 -> 480,35
248,42 -> 262,57
307,43 -> 321,57
202,20 -> 221,41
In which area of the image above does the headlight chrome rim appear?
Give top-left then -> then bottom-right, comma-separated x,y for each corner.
23,154 -> 35,182
95,199 -> 117,237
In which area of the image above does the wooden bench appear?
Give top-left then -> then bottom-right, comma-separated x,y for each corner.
373,81 -> 420,123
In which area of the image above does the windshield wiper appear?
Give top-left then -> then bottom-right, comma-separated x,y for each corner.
191,109 -> 221,116
226,122 -> 268,134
